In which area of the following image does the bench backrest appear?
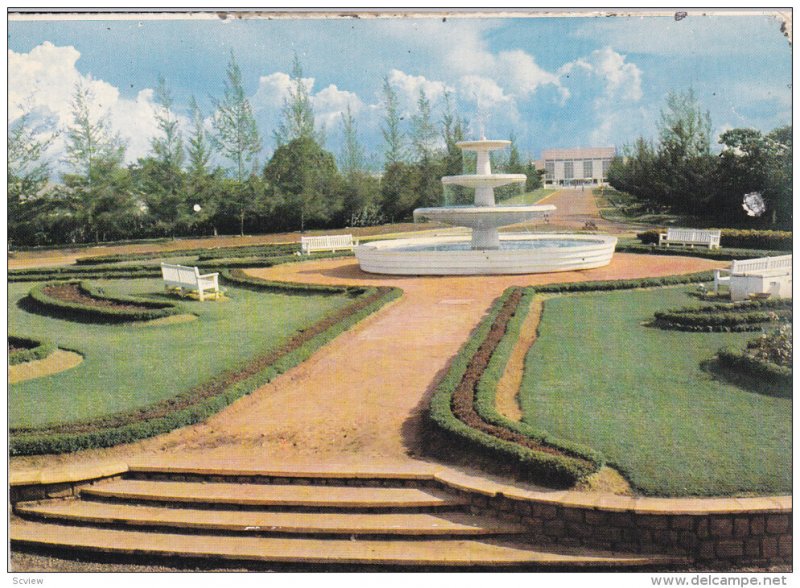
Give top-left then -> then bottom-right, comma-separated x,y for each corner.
301,234 -> 354,252
666,228 -> 721,243
161,263 -> 200,285
732,254 -> 792,275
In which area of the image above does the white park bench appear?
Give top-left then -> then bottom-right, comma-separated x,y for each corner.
658,228 -> 721,249
300,234 -> 358,255
713,254 -> 792,300
160,263 -> 220,301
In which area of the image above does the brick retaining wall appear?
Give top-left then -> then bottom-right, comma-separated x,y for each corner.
454,489 -> 791,567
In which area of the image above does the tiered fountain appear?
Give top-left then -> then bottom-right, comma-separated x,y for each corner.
355,137 -> 616,275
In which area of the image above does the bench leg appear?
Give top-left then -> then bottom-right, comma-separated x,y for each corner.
198,289 -> 204,302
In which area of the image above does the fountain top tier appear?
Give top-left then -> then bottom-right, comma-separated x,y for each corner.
414,137 -> 554,247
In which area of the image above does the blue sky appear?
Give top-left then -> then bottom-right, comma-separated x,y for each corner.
8,12 -> 792,173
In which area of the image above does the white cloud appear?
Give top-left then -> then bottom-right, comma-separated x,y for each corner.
561,47 -> 642,103
313,84 -> 364,131
387,69 -> 452,115
9,42 -> 167,168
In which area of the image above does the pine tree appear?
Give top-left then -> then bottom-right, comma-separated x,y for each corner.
212,51 -> 262,184
381,76 -> 405,166
339,103 -> 365,176
212,51 -> 263,236
274,53 -> 323,147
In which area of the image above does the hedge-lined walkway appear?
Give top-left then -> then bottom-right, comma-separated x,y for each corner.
10,252 -> 723,475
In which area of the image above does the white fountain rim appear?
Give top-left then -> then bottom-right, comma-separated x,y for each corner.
415,205 -> 556,214
455,139 -> 512,151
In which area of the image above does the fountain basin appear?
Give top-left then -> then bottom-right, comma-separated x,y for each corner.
355,233 -> 618,275
441,174 -> 527,189
414,205 -> 555,231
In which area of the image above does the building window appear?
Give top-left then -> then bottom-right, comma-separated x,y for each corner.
545,161 -> 555,180
564,161 -> 574,180
583,160 -> 593,178
601,158 -> 611,176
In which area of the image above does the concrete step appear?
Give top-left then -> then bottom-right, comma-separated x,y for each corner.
80,479 -> 468,510
16,500 -> 527,537
10,518 -> 689,568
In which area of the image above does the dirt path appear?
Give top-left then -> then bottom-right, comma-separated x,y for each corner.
10,251 -> 724,475
9,350 -> 83,384
495,297 -> 543,422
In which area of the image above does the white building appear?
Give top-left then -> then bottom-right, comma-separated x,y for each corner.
536,147 -> 616,187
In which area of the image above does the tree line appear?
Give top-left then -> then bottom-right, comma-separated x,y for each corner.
8,52 -> 542,247
606,89 -> 792,229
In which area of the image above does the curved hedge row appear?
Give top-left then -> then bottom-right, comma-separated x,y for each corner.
428,272 -> 727,488
636,228 -> 792,251
429,288 -> 602,487
8,334 -> 56,365
221,268 -> 363,296
472,288 -> 604,480
10,283 -> 401,455
653,299 -> 792,332
717,348 -> 792,394
616,242 -> 787,262
28,281 -> 183,323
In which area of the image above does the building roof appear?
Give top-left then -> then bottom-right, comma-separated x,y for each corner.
542,147 -> 616,160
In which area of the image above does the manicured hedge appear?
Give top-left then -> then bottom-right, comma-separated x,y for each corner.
9,265 -> 162,282
428,288 -> 601,487
74,243 -> 300,265
616,242 -> 787,262
10,283 -> 401,455
221,268 -> 364,296
27,281 -> 183,323
533,271 -> 716,294
636,228 -> 792,251
653,299 -> 792,332
717,348 -> 792,393
8,334 -> 56,365
472,288 -> 604,476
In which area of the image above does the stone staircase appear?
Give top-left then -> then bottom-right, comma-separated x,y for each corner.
11,466 -> 688,570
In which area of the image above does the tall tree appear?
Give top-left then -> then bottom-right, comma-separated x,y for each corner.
410,88 -> 441,209
185,96 -> 222,235
274,53 -> 323,147
8,112 -> 55,245
212,51 -> 262,184
137,75 -> 186,237
212,51 -> 262,235
264,136 -> 342,232
62,82 -> 134,243
410,88 -> 437,161
64,82 -> 126,179
440,90 -> 468,204
339,103 -> 365,176
381,76 -> 405,166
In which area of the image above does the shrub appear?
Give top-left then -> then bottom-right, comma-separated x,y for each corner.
653,299 -> 792,332
636,228 -> 792,251
27,281 -> 183,323
8,334 -> 56,365
617,242 -> 787,262
717,347 -> 792,393
745,324 -> 792,368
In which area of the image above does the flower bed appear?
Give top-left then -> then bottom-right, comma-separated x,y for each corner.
28,281 -> 182,323
717,325 -> 792,394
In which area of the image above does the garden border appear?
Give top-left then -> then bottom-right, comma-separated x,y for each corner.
27,281 -> 183,323
9,334 -> 57,365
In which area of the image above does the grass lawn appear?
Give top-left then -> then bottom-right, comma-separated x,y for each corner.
9,278 -> 351,429
519,286 -> 791,497
498,188 -> 555,206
